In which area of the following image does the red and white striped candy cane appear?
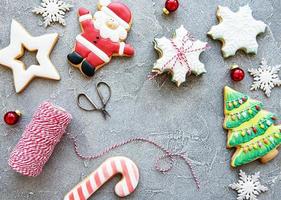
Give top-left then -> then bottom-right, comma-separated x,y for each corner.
64,156 -> 139,200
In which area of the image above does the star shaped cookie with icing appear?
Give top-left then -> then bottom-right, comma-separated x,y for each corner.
152,25 -> 209,87
208,5 -> 266,58
0,20 -> 60,93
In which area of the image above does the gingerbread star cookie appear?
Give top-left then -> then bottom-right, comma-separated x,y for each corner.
152,25 -> 209,87
0,20 -> 60,93
208,5 -> 267,58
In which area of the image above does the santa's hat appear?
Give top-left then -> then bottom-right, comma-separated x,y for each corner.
99,0 -> 132,29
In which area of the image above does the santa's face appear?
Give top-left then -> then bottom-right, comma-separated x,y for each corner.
94,11 -> 128,42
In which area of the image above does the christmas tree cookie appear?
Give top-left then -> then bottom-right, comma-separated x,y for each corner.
223,86 -> 281,167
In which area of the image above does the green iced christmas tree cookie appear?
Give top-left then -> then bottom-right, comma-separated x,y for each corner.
223,86 -> 281,167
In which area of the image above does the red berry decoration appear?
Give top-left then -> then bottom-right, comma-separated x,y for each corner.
163,0 -> 179,15
4,110 -> 21,125
230,64 -> 245,82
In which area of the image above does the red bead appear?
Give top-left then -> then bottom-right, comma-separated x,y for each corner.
255,105 -> 260,111
271,116 -> 277,120
4,111 -> 21,125
242,97 -> 247,102
165,0 -> 179,13
252,127 -> 257,133
230,65 -> 245,81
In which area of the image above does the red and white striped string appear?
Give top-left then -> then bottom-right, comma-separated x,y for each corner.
8,102 -> 72,177
67,134 -> 200,189
7,101 -> 200,190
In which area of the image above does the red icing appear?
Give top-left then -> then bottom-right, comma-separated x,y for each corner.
79,8 -> 90,16
73,7 -> 134,69
108,3 -> 132,24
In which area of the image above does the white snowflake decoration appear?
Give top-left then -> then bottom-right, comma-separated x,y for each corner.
229,170 -> 268,200
152,25 -> 208,87
249,59 -> 281,97
208,5 -> 266,58
33,0 -> 73,27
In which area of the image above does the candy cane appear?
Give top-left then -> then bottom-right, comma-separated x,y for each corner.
64,156 -> 139,200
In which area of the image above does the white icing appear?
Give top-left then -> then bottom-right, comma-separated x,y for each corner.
153,25 -> 208,87
76,35 -> 110,62
119,42 -> 125,55
99,0 -> 111,7
32,0 -> 73,27
229,170 -> 268,200
248,58 -> 281,97
101,6 -> 130,29
208,5 -> 267,58
79,14 -> 93,22
0,19 -> 60,93
94,10 -> 128,42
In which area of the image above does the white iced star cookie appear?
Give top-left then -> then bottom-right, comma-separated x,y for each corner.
0,20 -> 60,93
208,5 -> 267,58
152,25 -> 209,87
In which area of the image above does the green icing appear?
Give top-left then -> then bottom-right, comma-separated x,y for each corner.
225,89 -> 248,111
225,87 -> 246,102
233,132 -> 281,167
228,113 -> 276,147
225,101 -> 263,129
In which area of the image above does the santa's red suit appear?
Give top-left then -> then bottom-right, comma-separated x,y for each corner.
67,3 -> 134,77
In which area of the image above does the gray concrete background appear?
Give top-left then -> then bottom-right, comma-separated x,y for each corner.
0,0 -> 281,199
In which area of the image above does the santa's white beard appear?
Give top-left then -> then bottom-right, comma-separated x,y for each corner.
94,11 -> 128,42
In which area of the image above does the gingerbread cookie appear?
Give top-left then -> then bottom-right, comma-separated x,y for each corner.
67,0 -> 134,77
208,5 -> 267,58
0,20 -> 60,93
223,86 -> 281,167
152,25 -> 209,87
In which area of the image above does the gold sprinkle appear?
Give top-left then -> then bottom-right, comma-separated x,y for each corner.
233,101 -> 238,106
248,145 -> 253,151
241,131 -> 246,137
274,133 -> 280,138
253,144 -> 259,149
263,138 -> 269,144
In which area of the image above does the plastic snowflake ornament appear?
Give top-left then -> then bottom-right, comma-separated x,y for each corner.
229,170 -> 268,200
249,59 -> 281,97
208,5 -> 266,58
33,0 -> 73,27
152,25 -> 209,87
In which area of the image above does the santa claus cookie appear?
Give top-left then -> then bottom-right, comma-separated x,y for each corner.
208,5 -> 267,58
67,0 -> 134,77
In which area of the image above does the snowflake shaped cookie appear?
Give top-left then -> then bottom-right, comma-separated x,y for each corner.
33,0 -> 73,27
249,59 -> 281,97
229,170 -> 268,200
208,5 -> 266,58
152,25 -> 209,87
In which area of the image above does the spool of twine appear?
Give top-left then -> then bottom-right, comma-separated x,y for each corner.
8,101 -> 72,177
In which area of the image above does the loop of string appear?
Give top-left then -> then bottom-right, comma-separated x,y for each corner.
67,134 -> 200,189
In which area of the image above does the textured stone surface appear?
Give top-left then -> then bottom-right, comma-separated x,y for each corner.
0,0 -> 281,199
